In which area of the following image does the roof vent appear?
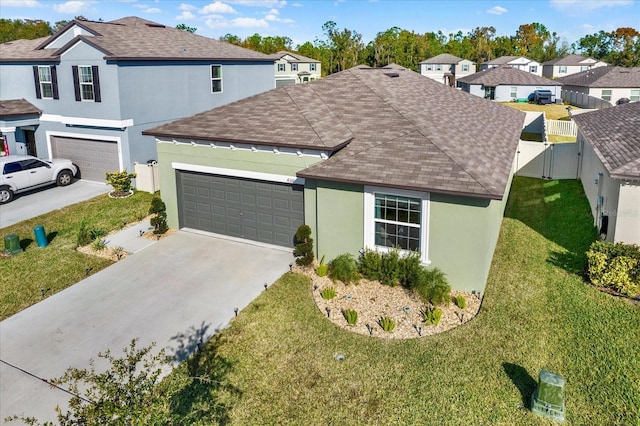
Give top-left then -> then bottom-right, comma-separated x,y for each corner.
385,72 -> 400,78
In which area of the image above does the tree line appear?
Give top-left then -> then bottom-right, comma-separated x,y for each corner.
2,17 -> 638,75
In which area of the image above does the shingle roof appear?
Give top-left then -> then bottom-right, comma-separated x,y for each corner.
419,54 -> 467,64
270,51 -> 321,63
457,65 -> 560,86
145,65 -> 525,199
0,17 -> 273,62
573,102 -> 640,180
542,54 -> 602,66
555,66 -> 640,88
483,55 -> 534,65
0,99 -> 41,118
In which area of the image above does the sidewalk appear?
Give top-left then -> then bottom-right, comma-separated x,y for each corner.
103,218 -> 157,254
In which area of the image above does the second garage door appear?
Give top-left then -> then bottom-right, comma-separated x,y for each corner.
177,171 -> 304,248
50,136 -> 119,182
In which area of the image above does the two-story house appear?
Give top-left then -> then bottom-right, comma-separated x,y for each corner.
556,66 -> 640,106
419,53 -> 476,86
480,56 -> 542,77
0,17 -> 275,182
270,51 -> 321,88
542,54 -> 608,79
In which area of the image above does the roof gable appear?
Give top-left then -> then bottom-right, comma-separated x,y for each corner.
457,65 -> 559,86
555,66 -> 640,88
420,53 -> 466,65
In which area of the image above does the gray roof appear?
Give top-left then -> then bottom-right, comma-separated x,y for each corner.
270,51 -> 320,63
146,65 -> 525,200
420,54 -> 468,65
573,102 -> 640,180
542,54 -> 603,66
555,66 -> 640,88
457,65 -> 560,87
482,55 -> 535,65
0,99 -> 41,118
0,17 -> 273,62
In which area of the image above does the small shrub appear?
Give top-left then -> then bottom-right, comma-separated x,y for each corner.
330,253 -> 360,284
398,250 -> 422,288
358,248 -> 382,281
315,255 -> 329,277
413,267 -> 451,305
92,239 -> 107,251
76,220 -> 93,247
378,316 -> 395,333
105,170 -> 136,192
586,241 -> 640,296
454,295 -> 467,309
90,228 -> 106,240
421,306 -> 443,326
294,224 -> 314,266
149,196 -> 168,235
320,286 -> 336,300
379,249 -> 400,286
343,309 -> 358,326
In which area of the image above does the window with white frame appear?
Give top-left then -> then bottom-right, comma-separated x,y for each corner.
435,64 -> 442,71
277,63 -> 285,72
510,86 -> 517,99
38,66 -> 53,98
310,63 -> 317,71
462,64 -> 469,72
211,65 -> 222,93
630,90 -> 639,102
364,187 -> 429,262
580,66 -> 590,71
78,65 -> 94,101
426,64 -> 434,71
601,89 -> 612,101
291,63 -> 298,71
559,66 -> 567,74
529,65 -> 538,73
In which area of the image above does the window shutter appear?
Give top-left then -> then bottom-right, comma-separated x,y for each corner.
33,66 -> 42,99
51,65 -> 59,100
72,65 -> 81,101
91,65 -> 101,102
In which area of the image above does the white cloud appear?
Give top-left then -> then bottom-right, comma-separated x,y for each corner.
550,0 -> 632,10
486,5 -> 507,15
200,1 -> 238,14
291,2 -> 303,6
144,7 -> 161,13
581,23 -> 594,30
52,1 -> 91,14
176,10 -> 196,20
132,3 -> 147,8
0,0 -> 42,7
179,3 -> 196,11
205,16 -> 268,29
225,0 -> 286,7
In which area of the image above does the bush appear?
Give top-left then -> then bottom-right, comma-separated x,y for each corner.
320,286 -> 336,300
330,253 -> 360,284
294,224 -> 314,266
413,267 -> 451,305
421,306 -> 443,326
586,241 -> 640,296
76,220 -> 93,247
92,239 -> 107,251
454,295 -> 467,309
342,309 -> 358,326
105,169 -> 136,192
379,249 -> 400,286
378,316 -> 396,332
358,248 -> 382,281
398,250 -> 422,288
149,196 -> 168,235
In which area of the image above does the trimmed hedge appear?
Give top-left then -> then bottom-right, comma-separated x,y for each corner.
586,241 -> 640,297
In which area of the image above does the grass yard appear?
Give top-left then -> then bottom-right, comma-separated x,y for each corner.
0,191 -> 154,320
501,102 -> 579,120
167,177 -> 640,425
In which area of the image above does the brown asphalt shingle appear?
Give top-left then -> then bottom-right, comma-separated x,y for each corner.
269,51 -> 321,63
555,66 -> 640,88
0,99 -> 41,118
572,102 -> 640,180
457,65 -> 560,87
146,65 -> 525,200
542,54 -> 603,66
420,54 -> 468,64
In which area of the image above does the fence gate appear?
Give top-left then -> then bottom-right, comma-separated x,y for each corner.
516,141 -> 581,180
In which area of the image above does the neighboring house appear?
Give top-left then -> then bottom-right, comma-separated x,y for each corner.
418,53 -> 476,86
0,17 -> 275,182
573,102 -> 640,245
457,66 -> 561,102
542,54 -> 608,79
556,66 -> 640,106
270,51 -> 321,87
481,56 -> 542,76
144,65 -> 525,293
0,99 -> 41,156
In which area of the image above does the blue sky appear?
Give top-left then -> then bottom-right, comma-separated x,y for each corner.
1,0 -> 638,47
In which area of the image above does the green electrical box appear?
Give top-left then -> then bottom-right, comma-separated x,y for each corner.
4,234 -> 23,255
531,369 -> 565,422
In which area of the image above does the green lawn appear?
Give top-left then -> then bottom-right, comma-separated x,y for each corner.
0,191 -> 154,320
167,177 -> 640,425
501,102 -> 579,120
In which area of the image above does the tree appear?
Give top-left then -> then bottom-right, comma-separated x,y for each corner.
0,18 -> 52,43
220,33 -> 241,45
575,27 -> 640,66
176,23 -> 197,33
468,26 -> 496,64
320,21 -> 365,74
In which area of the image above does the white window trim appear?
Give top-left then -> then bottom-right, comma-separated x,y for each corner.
291,63 -> 298,71
78,65 -> 94,102
210,64 -> 222,94
364,185 -> 430,264
277,63 -> 285,72
38,66 -> 53,99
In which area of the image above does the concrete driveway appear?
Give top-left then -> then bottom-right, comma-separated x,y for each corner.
0,180 -> 110,229
0,232 -> 293,423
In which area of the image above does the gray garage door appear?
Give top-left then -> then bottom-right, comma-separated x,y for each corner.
177,171 -> 304,247
50,136 -> 119,182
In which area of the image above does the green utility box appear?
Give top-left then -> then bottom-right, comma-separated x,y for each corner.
531,369 -> 565,422
4,233 -> 23,255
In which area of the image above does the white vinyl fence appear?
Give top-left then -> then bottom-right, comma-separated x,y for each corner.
562,90 -> 612,110
546,119 -> 577,136
515,140 -> 581,180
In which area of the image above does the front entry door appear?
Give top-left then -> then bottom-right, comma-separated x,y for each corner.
24,130 -> 37,157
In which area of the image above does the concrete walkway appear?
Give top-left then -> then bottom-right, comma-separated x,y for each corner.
0,231 -> 293,423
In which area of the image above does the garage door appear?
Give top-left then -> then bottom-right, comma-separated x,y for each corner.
50,136 -> 119,182
177,171 -> 304,247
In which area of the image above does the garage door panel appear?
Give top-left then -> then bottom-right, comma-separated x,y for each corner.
177,171 -> 303,247
50,136 -> 119,182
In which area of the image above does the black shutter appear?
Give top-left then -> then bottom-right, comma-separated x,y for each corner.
32,66 -> 42,99
92,65 -> 101,102
72,65 -> 81,101
51,65 -> 59,100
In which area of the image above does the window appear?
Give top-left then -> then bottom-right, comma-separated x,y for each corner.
559,66 -> 567,74
277,63 -> 285,72
529,65 -> 538,73
364,187 -> 429,263
462,64 -> 469,72
510,86 -> 517,99
211,65 -> 222,93
3,161 -> 22,175
435,64 -> 442,71
580,66 -> 590,71
630,90 -> 639,102
291,63 -> 298,71
310,63 -> 317,71
601,89 -> 612,101
32,65 -> 59,99
426,64 -> 434,71
72,65 -> 101,102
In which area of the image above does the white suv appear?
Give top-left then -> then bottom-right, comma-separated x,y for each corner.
0,155 -> 78,204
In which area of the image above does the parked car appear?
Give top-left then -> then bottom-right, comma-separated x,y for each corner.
0,155 -> 78,204
529,90 -> 554,105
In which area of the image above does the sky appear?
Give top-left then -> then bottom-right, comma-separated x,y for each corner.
1,0 -> 638,48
